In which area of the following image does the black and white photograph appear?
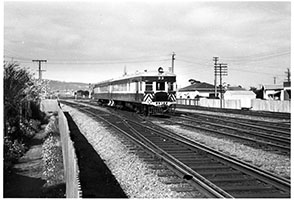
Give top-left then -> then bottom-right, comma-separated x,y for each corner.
3,0 -> 291,198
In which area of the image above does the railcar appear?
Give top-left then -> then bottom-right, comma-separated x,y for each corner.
92,67 -> 177,115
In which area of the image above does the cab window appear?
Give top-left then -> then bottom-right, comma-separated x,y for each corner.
145,82 -> 153,91
168,82 -> 174,91
156,82 -> 165,90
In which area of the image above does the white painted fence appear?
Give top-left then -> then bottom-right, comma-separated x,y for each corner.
251,99 -> 291,113
177,98 -> 291,113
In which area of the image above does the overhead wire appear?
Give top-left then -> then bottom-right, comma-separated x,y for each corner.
3,49 -> 289,79
3,50 -> 171,65
176,58 -> 210,66
222,51 -> 290,62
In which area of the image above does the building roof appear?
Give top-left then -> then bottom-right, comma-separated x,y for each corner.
225,90 -> 256,96
263,84 -> 283,90
179,82 -> 216,92
227,86 -> 246,91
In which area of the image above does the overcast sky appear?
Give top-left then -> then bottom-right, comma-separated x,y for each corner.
4,1 -> 291,89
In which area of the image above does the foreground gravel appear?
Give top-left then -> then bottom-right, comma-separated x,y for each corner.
61,104 -> 202,198
151,121 -> 290,179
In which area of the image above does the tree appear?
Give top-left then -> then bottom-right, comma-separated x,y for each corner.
4,62 -> 41,138
250,86 -> 264,99
4,62 -> 45,172
249,87 -> 257,91
188,79 -> 200,85
4,63 -> 31,126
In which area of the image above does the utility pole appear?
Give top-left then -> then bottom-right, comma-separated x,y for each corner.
123,65 -> 127,76
213,57 -> 219,97
215,63 -> 228,108
285,68 -> 291,82
32,59 -> 47,80
171,52 -> 176,73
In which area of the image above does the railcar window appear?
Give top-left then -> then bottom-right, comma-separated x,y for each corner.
112,83 -> 127,91
156,82 -> 165,90
99,86 -> 108,92
168,82 -> 174,91
145,82 -> 153,91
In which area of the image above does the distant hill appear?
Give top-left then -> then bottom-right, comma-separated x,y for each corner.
46,80 -> 90,91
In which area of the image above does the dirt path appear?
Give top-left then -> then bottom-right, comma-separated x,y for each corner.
4,128 -> 65,198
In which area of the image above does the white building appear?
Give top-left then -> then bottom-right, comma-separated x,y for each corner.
224,88 -> 256,109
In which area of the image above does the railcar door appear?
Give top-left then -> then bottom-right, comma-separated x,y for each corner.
135,81 -> 139,101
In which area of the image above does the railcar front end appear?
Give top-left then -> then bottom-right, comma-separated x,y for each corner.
92,67 -> 177,115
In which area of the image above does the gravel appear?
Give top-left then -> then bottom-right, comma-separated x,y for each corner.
177,108 -> 289,123
61,102 -> 290,198
61,104 -> 202,198
151,121 -> 290,179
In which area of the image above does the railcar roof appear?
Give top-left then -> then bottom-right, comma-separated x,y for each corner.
94,70 -> 176,85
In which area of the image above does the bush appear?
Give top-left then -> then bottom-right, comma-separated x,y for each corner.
44,115 -> 59,135
4,137 -> 26,172
28,119 -> 41,132
20,121 -> 36,139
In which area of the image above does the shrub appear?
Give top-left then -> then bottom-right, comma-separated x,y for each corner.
28,119 -> 41,131
20,121 -> 36,139
44,116 -> 59,135
4,137 -> 26,172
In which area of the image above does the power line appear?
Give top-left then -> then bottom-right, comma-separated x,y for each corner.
178,55 -> 210,62
46,59 -> 170,65
229,68 -> 284,76
4,55 -> 170,65
222,51 -> 290,62
177,58 -> 210,66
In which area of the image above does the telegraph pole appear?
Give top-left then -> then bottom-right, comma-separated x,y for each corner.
171,52 -> 176,73
285,68 -> 291,82
215,63 -> 228,108
32,59 -> 47,80
213,57 -> 219,97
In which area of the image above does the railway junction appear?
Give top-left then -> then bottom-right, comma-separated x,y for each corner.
40,99 -> 290,198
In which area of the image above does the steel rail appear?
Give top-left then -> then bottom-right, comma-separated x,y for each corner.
62,101 -> 290,197
179,115 -> 290,141
76,107 -> 232,198
176,104 -> 290,120
182,113 -> 290,135
125,119 -> 290,192
162,117 -> 290,152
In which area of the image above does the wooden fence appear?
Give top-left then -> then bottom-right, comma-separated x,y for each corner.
176,98 -> 290,113
41,99 -> 81,198
58,109 -> 82,198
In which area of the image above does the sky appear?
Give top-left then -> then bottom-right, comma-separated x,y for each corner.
3,0 -> 291,89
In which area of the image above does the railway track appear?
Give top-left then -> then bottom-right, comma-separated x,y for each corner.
176,104 -> 291,120
178,111 -> 290,133
61,101 -> 290,198
163,114 -> 290,153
